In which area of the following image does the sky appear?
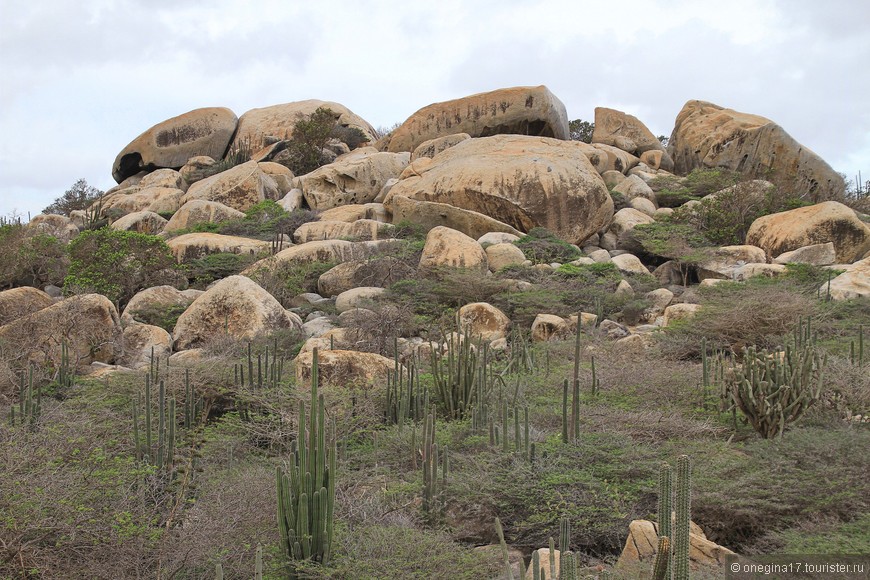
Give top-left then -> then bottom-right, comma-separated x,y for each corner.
1,0 -> 868,219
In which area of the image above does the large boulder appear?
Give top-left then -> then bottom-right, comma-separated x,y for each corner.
608,208 -> 655,238
697,245 -> 768,280
531,314 -> 570,342
824,257 -> 870,300
592,107 -> 673,170
164,199 -> 245,232
385,135 -> 613,244
172,275 -> 298,350
117,323 -> 172,369
28,214 -> 80,241
319,203 -> 389,223
745,201 -> 870,263
616,519 -> 735,577
335,287 -> 385,313
101,186 -> 185,216
293,148 -> 410,209
110,210 -> 167,234
385,86 -> 568,153
121,285 -> 200,326
590,143 -> 640,174
411,133 -> 471,161
292,219 -> 395,243
391,195 -> 522,240
294,349 -> 394,387
180,160 -> 280,212
0,287 -> 55,326
166,233 -> 270,263
418,226 -> 488,273
243,239 -> 399,275
773,242 -> 837,266
485,243 -> 527,272
668,100 -> 844,201
0,294 -> 121,366
113,107 -> 238,183
457,303 -> 511,342
231,99 -> 376,152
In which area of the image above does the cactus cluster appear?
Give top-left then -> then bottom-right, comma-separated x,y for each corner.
655,455 -> 691,580
430,327 -> 495,420
385,344 -> 427,429
723,342 -> 826,439
234,339 -> 285,390
421,405 -> 448,521
276,348 -> 336,572
9,367 -> 40,428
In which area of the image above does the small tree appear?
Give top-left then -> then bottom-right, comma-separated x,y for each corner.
285,107 -> 369,176
568,119 -> 594,144
43,178 -> 104,216
64,229 -> 177,308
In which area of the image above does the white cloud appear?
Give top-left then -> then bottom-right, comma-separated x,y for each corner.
1,0 -> 868,216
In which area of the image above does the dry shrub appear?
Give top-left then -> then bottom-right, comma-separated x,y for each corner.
339,301 -> 421,357
657,280 -> 820,359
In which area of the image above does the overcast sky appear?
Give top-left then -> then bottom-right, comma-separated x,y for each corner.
1,0 -> 868,218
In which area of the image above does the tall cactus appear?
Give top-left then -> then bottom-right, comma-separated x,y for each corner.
277,348 -> 336,572
657,462 -> 673,555
651,536 -> 670,580
673,455 -> 691,580
559,551 -> 578,580
494,517 -> 515,580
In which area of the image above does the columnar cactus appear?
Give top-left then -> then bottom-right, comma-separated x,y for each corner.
276,348 -> 336,570
673,455 -> 691,580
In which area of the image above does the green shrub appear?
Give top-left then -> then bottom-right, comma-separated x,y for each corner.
683,168 -> 740,196
64,228 -> 177,308
42,178 -> 104,216
0,226 -> 68,289
514,228 -> 581,264
245,260 -> 336,306
284,107 -> 369,176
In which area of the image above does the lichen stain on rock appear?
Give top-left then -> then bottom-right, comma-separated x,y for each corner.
155,120 -> 214,148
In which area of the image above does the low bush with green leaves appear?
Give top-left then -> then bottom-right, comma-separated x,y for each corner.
514,227 -> 581,264
64,228 -> 177,308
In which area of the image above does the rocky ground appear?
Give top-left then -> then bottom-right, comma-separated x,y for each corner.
1,86 -> 868,579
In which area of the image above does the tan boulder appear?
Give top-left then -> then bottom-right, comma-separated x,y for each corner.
386,135 -> 613,244
629,197 -> 657,218
486,243 -> 527,272
173,275 -> 298,350
28,214 -> 79,241
592,107 -> 673,169
386,85 -> 569,153
121,285 -> 199,326
231,100 -> 376,153
101,186 -> 184,216
773,242 -> 836,266
181,160 -> 280,212
110,210 -> 167,234
410,133 -> 471,161
168,348 -> 207,365
317,258 -> 411,297
745,201 -> 870,263
335,287 -> 385,313
292,219 -> 395,243
458,303 -> 511,342
612,174 -> 656,205
616,519 -> 735,577
391,195 -> 522,240
611,253 -> 651,276
525,547 -> 560,580
732,263 -> 787,280
139,168 -> 185,190
0,287 -> 55,326
662,303 -> 701,326
824,257 -> 870,300
294,349 -> 394,387
668,100 -> 844,201
697,245 -> 768,280
531,314 -> 570,342
0,294 -> 121,367
243,239 -> 398,275
166,233 -> 269,263
113,107 -> 238,183
418,226 -> 488,273
164,199 -> 245,232
640,150 -> 670,171
277,189 -> 305,212
479,232 -> 521,246
293,149 -> 410,210
180,156 -> 218,184
319,203 -> 389,223
608,208 -> 655,238
590,143 -> 640,174
117,323 -> 172,369
258,162 -> 295,196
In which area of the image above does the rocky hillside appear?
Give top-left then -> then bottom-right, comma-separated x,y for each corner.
1,86 -> 868,579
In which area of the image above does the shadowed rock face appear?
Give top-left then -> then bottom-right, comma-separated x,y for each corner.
112,107 -> 238,183
668,100 -> 844,201
385,86 -> 569,153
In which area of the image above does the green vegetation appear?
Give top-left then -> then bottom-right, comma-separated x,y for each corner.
64,228 -> 176,308
514,227 -> 581,264
42,178 -> 104,216
285,107 -> 369,176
